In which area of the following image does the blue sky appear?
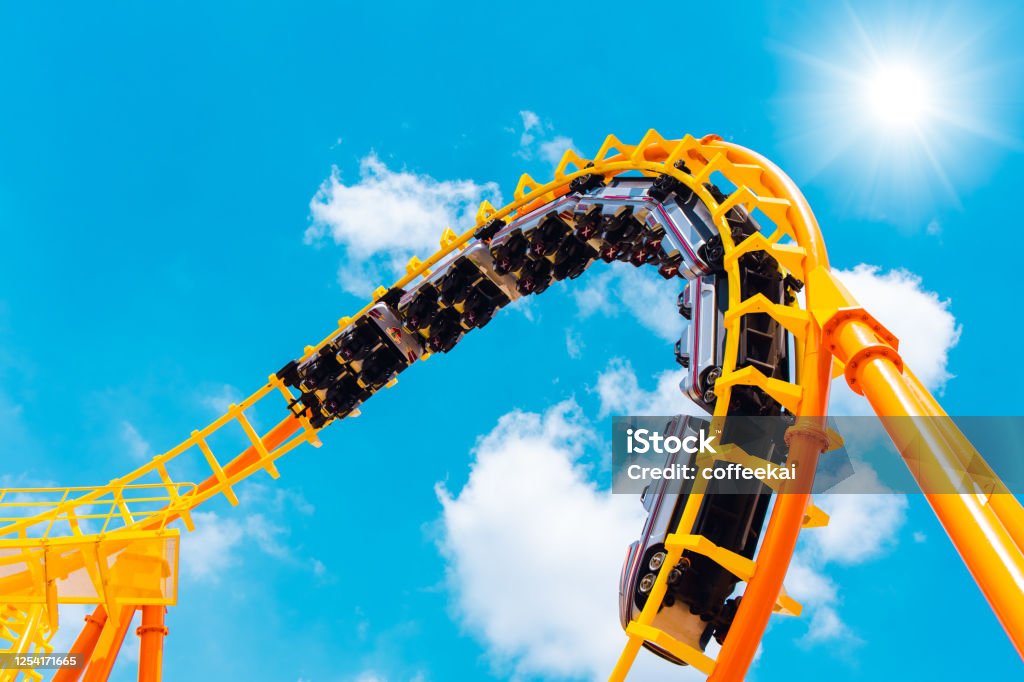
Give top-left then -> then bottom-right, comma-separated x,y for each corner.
1,1 -> 1023,680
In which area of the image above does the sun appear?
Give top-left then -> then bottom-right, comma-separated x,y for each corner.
864,64 -> 932,129
774,4 -> 1018,218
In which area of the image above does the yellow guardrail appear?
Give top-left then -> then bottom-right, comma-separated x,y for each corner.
0,484 -> 187,639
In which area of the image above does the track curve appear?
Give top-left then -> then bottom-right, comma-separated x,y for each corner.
2,132 -> 842,681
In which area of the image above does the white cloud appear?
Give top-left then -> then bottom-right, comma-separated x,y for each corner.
180,510 -> 245,582
913,531 -> 927,543
179,485 -> 320,583
51,604 -> 92,652
354,673 -> 386,682
242,513 -> 291,559
565,329 -> 583,359
786,474 -> 907,644
506,294 -> 537,323
240,483 -> 316,517
829,265 -> 961,415
539,135 -> 576,168
785,552 -> 855,646
200,384 -> 245,416
436,401 -> 702,681
514,111 -> 577,171
594,358 -> 703,418
518,110 -> 540,147
350,673 -> 425,682
802,606 -> 858,645
574,265 -> 686,343
306,153 -> 501,296
573,267 -> 617,318
120,421 -> 151,460
807,492 -> 907,566
785,555 -> 839,607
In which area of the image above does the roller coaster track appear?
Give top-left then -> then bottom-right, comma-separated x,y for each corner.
1,132 -> 1022,681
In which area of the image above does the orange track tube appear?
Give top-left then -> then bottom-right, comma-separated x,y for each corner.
708,140 -> 836,682
150,415 -> 303,530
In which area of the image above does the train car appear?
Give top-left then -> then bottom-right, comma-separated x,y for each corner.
618,416 -> 720,662
619,179 -> 799,663
277,172 -> 726,421
617,411 -> 790,665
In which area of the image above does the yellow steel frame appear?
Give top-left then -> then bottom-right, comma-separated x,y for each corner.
0,132 -> 1021,682
0,604 -> 52,682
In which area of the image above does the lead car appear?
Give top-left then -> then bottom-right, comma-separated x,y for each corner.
618,415 -> 785,664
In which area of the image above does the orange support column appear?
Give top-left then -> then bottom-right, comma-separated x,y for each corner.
990,494 -> 1024,555
82,606 -> 135,682
859,361 -> 1024,656
824,306 -> 1024,658
53,606 -> 108,682
903,367 -> 1024,554
136,606 -> 168,682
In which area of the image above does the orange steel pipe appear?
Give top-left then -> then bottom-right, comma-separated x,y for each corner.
53,606 -> 108,682
82,606 -> 135,682
990,494 -> 1024,556
903,368 -> 1024,554
136,606 -> 167,682
852,355 -> 1024,657
708,141 -> 834,682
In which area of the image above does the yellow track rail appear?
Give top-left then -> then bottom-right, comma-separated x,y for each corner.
2,131 -> 1021,682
